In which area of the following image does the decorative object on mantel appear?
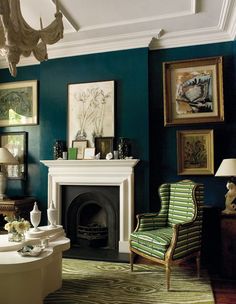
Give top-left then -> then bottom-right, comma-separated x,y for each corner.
30,202 -> 41,231
4,216 -> 30,242
0,147 -> 18,200
95,152 -> 101,159
68,147 -> 77,160
0,0 -> 64,77
215,158 -> 236,214
47,201 -> 57,228
106,152 -> 113,160
118,137 -> 129,159
53,140 -> 66,159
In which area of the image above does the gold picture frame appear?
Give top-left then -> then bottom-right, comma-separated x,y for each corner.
163,56 -> 224,126
177,129 -> 214,175
0,80 -> 38,126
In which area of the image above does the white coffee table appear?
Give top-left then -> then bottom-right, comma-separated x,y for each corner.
0,225 -> 70,304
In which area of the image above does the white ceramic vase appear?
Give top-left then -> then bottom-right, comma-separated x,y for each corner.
47,201 -> 57,228
30,202 -> 41,231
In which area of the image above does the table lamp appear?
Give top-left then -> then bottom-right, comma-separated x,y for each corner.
0,147 -> 18,200
215,158 -> 236,214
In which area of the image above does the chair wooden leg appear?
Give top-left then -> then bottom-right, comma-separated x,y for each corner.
130,251 -> 136,271
165,264 -> 171,291
196,251 -> 201,278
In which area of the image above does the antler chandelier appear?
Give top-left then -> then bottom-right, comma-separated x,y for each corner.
0,0 -> 64,77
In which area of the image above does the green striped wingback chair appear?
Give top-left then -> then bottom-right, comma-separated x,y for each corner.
129,180 -> 204,291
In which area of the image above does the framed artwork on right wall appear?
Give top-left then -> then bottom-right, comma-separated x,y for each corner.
177,129 -> 214,175
163,56 -> 224,126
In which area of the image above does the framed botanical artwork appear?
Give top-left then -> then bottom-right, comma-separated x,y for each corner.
68,80 -> 115,148
84,148 -> 95,160
0,131 -> 27,179
0,80 -> 38,126
72,140 -> 88,159
95,137 -> 114,159
177,129 -> 214,175
163,57 -> 224,126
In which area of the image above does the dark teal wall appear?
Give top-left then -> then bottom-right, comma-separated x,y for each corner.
0,48 -> 149,222
1,40 -> 236,220
149,41 -> 236,210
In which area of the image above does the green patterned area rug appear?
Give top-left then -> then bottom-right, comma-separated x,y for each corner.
44,258 -> 215,304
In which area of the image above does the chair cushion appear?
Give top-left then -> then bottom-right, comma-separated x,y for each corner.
130,227 -> 172,259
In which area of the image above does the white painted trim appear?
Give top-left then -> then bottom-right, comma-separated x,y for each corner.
221,0 -> 236,39
149,26 -> 232,50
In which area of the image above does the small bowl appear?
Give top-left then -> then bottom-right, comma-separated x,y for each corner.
17,245 -> 43,257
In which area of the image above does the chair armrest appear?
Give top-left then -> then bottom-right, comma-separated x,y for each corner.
136,213 -> 159,219
134,213 -> 163,232
169,220 -> 202,259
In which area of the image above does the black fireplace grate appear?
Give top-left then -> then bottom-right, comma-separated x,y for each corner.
77,224 -> 108,241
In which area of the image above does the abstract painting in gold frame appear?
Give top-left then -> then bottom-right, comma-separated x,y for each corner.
163,57 -> 224,126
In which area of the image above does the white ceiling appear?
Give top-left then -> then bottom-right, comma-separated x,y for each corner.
1,0 -> 236,68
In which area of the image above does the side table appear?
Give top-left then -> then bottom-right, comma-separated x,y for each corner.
221,212 -> 236,278
0,197 -> 36,220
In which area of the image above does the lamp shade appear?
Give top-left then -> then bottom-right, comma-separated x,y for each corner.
215,158 -> 236,176
0,148 -> 18,165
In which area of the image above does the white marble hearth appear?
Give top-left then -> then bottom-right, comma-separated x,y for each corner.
41,159 -> 139,253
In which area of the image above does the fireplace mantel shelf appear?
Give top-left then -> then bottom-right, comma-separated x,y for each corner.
41,159 -> 139,168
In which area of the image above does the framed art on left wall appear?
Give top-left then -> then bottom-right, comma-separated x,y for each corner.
0,131 -> 27,180
0,80 -> 38,126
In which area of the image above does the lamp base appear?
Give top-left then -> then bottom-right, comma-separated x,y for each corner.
0,194 -> 7,201
0,172 -> 7,201
224,182 -> 236,214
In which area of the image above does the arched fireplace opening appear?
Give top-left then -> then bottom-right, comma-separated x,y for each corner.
62,185 -> 120,260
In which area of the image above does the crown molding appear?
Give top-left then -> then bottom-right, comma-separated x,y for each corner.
222,0 -> 236,39
149,25 -> 232,50
0,29 -> 163,69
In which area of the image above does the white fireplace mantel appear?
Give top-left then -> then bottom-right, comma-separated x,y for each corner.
41,159 -> 139,253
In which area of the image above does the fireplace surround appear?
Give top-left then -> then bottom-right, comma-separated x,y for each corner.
41,159 -> 139,254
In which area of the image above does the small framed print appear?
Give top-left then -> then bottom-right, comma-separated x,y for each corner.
177,129 -> 214,175
0,131 -> 27,180
72,140 -> 88,159
84,148 -> 95,160
95,137 -> 114,159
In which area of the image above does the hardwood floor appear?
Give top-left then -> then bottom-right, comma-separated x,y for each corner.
136,256 -> 236,303
211,276 -> 236,304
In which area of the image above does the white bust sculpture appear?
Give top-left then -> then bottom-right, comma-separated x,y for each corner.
224,181 -> 236,214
